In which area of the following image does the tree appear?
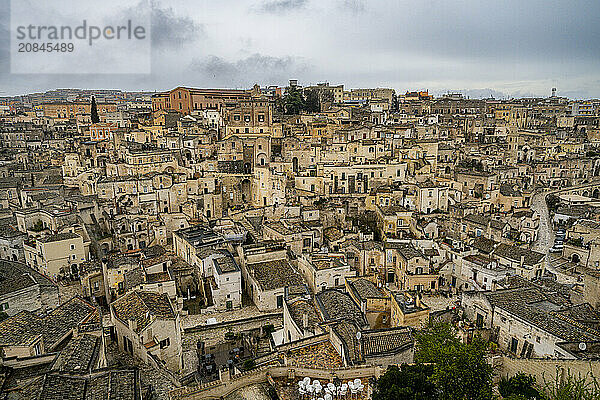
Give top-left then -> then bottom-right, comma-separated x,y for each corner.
546,194 -> 561,212
282,85 -> 305,115
391,93 -> 399,112
543,368 -> 600,400
415,323 -> 493,400
304,88 -> 321,113
434,336 -> 493,400
373,364 -> 437,400
90,96 -> 100,123
457,158 -> 484,172
414,322 -> 461,364
499,373 -> 543,400
0,312 -> 8,322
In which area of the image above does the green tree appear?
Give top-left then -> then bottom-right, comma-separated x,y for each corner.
90,96 -> 100,123
543,368 -> 600,400
282,85 -> 305,115
304,88 -> 321,113
0,312 -> 8,322
434,336 -> 493,400
373,364 -> 437,400
499,373 -> 542,400
415,323 -> 493,400
414,322 -> 461,364
546,194 -> 561,212
391,93 -> 399,112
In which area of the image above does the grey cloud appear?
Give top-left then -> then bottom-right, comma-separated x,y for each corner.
151,2 -> 204,48
189,53 -> 310,87
0,0 -> 8,74
254,0 -> 307,14
339,0 -> 365,12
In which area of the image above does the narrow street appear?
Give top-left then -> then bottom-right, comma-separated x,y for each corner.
531,190 -> 554,254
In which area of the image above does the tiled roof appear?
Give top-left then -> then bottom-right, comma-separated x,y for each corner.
141,245 -> 166,258
249,259 -> 304,291
472,237 -> 498,254
0,260 -> 56,296
287,297 -> 322,331
331,321 -> 361,363
486,288 -> 600,343
386,242 -> 425,260
361,327 -> 413,357
348,278 -> 385,302
111,291 -> 175,333
0,297 -> 97,349
493,243 -> 544,267
38,369 -> 140,400
315,288 -> 368,328
52,334 -> 101,373
123,267 -> 144,292
213,252 -> 240,274
464,213 -> 490,226
39,232 -> 80,243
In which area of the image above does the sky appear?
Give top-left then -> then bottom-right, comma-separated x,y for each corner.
1,0 -> 599,99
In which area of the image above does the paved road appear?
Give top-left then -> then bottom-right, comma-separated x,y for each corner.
530,179 -> 600,256
531,190 -> 554,254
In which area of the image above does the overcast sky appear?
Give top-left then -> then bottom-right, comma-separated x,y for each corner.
1,0 -> 599,98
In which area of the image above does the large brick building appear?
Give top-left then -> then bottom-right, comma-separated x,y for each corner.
151,86 -> 251,114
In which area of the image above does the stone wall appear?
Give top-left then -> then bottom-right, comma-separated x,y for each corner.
169,364 -> 384,400
500,356 -> 600,389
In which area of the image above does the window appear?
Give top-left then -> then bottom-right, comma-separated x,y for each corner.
0,302 -> 8,311
276,295 -> 283,308
160,338 -> 170,349
70,244 -> 75,250
510,338 -> 519,353
476,313 -> 484,327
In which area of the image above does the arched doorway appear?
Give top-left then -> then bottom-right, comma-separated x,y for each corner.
593,189 -> 600,199
572,254 -> 580,264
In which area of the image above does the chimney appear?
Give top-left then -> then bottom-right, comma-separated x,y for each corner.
415,293 -> 421,308
302,313 -> 309,330
520,255 -> 525,269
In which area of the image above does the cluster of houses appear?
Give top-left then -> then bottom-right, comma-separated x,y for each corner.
1,83 -> 600,398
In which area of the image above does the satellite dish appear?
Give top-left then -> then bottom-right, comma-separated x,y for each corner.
579,342 -> 587,351
356,331 -> 362,340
